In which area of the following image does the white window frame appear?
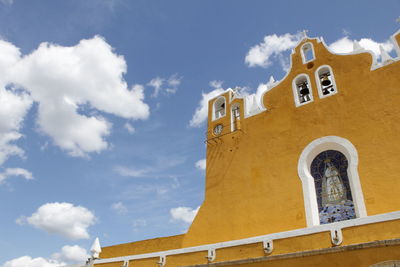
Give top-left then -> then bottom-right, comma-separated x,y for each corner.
292,74 -> 314,107
315,65 -> 338,99
301,42 -> 315,64
212,96 -> 226,121
297,136 -> 367,227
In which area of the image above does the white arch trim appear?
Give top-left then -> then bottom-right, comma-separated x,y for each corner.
298,136 -> 367,227
292,74 -> 314,107
314,65 -> 338,99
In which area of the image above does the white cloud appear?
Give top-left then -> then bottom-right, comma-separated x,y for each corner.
132,219 -> 146,231
51,245 -> 89,264
148,74 -> 182,98
209,80 -> 223,89
255,75 -> 276,101
170,206 -> 199,224
0,36 -> 150,158
189,87 -> 225,127
0,168 -> 33,184
114,165 -> 149,177
0,0 -> 13,5
195,159 -> 206,171
328,36 -> 394,61
2,256 -> 61,267
3,245 -> 88,267
111,201 -> 128,214
0,47 -> 33,164
149,77 -> 164,98
124,122 -> 135,134
18,202 -> 96,240
245,33 -> 303,68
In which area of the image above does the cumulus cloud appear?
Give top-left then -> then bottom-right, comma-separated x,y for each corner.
255,76 -> 276,101
195,159 -> 206,171
189,84 -> 225,127
148,74 -> 182,98
2,256 -> 60,267
170,206 -> 200,224
51,245 -> 89,263
0,36 -> 150,158
111,201 -> 128,214
0,168 -> 33,184
328,36 -> 394,61
0,41 -> 33,165
3,245 -> 88,267
245,32 -> 303,69
17,202 -> 96,240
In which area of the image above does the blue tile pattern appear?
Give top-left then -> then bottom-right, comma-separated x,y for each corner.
310,150 -> 356,224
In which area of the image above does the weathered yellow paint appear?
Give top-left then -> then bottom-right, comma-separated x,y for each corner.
128,257 -> 159,266
217,244 -> 400,267
341,219 -> 400,246
94,31 -> 400,267
93,262 -> 124,267
100,234 -> 184,258
167,251 -> 208,266
214,243 -> 265,263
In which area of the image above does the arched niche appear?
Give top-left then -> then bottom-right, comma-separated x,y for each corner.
298,136 -> 367,227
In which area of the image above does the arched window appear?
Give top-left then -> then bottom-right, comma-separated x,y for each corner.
315,65 -> 337,98
231,103 -> 240,131
298,136 -> 367,227
310,150 -> 356,224
301,43 -> 315,63
213,97 -> 226,120
292,74 -> 313,107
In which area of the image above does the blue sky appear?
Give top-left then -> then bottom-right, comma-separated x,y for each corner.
0,0 -> 399,266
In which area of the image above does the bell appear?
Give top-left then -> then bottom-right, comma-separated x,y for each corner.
299,83 -> 309,96
321,74 -> 331,86
322,88 -> 330,95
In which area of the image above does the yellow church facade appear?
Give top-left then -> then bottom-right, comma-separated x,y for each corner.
91,30 -> 400,267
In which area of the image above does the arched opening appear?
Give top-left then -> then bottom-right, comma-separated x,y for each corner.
301,43 -> 315,63
213,97 -> 226,120
298,136 -> 367,227
292,74 -> 313,106
311,150 -> 356,224
231,103 -> 241,131
315,65 -> 337,98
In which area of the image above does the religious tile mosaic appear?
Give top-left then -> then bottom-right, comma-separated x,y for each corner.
310,150 -> 356,224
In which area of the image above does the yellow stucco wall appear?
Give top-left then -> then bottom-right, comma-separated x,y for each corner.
95,31 -> 400,266
99,234 -> 184,258
183,36 -> 400,247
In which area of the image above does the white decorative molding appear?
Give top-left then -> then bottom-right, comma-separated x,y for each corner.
297,136 -> 367,227
212,96 -> 227,121
206,248 -> 216,262
314,65 -> 338,99
292,73 -> 314,107
93,211 -> 400,264
330,228 -> 343,246
157,255 -> 166,267
263,239 -> 273,254
301,42 -> 315,64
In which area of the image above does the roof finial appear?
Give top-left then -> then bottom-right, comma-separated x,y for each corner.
90,237 -> 102,259
301,29 -> 309,40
